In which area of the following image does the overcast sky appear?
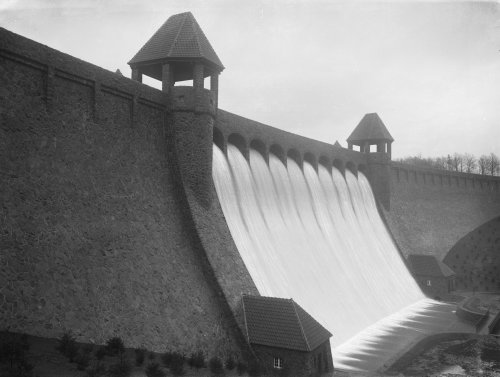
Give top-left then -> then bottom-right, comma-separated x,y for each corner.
1,0 -> 499,158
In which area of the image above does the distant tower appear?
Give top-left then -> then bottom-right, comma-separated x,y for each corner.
347,113 -> 394,210
128,12 -> 224,208
346,113 -> 394,159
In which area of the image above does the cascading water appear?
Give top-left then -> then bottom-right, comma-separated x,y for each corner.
212,143 -> 465,371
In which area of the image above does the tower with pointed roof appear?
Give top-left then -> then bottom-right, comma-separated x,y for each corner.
128,11 -> 224,105
348,113 -> 394,210
347,113 -> 394,159
128,12 -> 224,208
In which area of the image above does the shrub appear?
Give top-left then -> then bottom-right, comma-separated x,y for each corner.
236,361 -> 247,375
107,361 -> 132,377
75,351 -> 91,371
209,356 -> 224,375
12,358 -> 34,377
95,347 -> 106,361
248,362 -> 262,377
135,348 -> 146,366
169,352 -> 185,376
106,337 -> 125,358
161,351 -> 173,367
86,362 -> 106,377
225,355 -> 235,370
145,362 -> 166,377
188,350 -> 205,368
56,332 -> 79,362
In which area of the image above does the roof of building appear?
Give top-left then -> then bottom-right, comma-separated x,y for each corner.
408,254 -> 455,278
128,12 -> 224,71
241,295 -> 332,352
347,113 -> 394,143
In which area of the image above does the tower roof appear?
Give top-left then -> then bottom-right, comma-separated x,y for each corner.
241,295 -> 332,352
128,12 -> 224,76
347,113 -> 394,143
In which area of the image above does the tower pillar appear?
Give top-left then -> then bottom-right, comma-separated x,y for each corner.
162,63 -> 174,93
131,68 -> 142,83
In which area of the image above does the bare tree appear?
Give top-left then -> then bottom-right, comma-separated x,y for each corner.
463,153 -> 476,173
449,153 -> 463,172
489,153 -> 499,176
478,155 -> 489,175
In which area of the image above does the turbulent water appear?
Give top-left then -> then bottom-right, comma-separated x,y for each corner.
212,143 -> 461,371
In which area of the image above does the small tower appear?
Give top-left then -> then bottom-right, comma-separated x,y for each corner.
347,113 -> 394,210
128,12 -> 224,208
128,12 -> 224,107
346,113 -> 394,159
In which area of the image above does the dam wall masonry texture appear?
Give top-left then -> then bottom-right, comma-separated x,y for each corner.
385,163 -> 500,261
0,27 -> 256,356
1,25 -> 500,356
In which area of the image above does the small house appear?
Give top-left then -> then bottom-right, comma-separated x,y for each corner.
238,295 -> 333,375
407,254 -> 456,299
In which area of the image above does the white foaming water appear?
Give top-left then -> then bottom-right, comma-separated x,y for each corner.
212,144 -> 462,371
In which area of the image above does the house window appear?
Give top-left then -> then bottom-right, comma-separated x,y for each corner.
427,280 -> 432,286
273,357 -> 283,369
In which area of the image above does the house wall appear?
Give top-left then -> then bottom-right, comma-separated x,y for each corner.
413,275 -> 454,299
251,341 -> 333,376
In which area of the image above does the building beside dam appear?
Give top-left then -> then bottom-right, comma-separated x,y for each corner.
1,11 -> 500,373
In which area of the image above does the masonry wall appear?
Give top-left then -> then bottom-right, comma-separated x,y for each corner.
0,28 -> 249,356
385,163 -> 500,261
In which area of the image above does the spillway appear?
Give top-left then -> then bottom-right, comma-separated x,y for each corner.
212,143 -> 464,371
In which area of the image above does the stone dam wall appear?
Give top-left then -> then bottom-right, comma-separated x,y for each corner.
385,163 -> 500,261
0,27 -> 256,356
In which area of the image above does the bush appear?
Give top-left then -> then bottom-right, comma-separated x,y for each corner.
12,358 -> 34,377
209,356 -> 224,375
188,350 -> 205,368
225,355 -> 235,370
75,351 -> 91,371
169,352 -> 185,376
86,362 -> 106,377
135,348 -> 146,366
95,347 -> 106,361
145,362 -> 166,377
56,332 -> 79,362
248,362 -> 263,377
107,361 -> 131,377
105,337 -> 125,358
236,361 -> 247,375
161,351 -> 173,367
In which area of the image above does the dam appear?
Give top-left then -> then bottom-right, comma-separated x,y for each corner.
2,10 -> 500,375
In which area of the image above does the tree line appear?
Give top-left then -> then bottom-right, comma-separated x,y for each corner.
395,152 -> 500,176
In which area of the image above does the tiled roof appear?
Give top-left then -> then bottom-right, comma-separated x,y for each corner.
408,254 -> 455,277
128,12 -> 224,71
347,113 -> 394,143
242,295 -> 331,352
